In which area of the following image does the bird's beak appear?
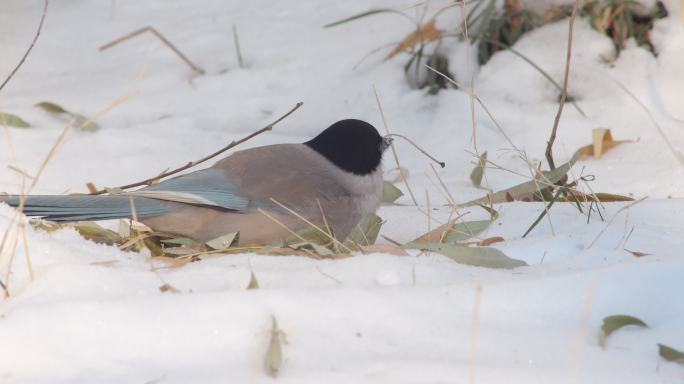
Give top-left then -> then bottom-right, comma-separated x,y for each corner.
381,136 -> 393,152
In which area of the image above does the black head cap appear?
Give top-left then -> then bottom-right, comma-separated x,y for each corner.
304,119 -> 391,175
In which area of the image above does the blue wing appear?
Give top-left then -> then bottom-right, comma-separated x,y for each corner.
133,168 -> 250,210
3,168 -> 250,222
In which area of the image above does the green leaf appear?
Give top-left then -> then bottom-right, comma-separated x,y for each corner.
344,213 -> 383,247
463,152 -> 579,206
406,243 -> 528,269
72,113 -> 100,132
412,219 -> 493,244
205,232 -> 239,250
382,181 -> 404,203
36,101 -> 100,131
0,112 -> 30,128
413,205 -> 498,244
470,151 -> 488,187
264,315 -> 283,378
599,315 -> 648,349
658,344 -> 684,364
73,221 -> 122,245
36,101 -> 67,114
286,226 -> 332,248
142,236 -> 165,257
160,237 -> 197,246
324,9 -> 410,28
443,220 -> 492,243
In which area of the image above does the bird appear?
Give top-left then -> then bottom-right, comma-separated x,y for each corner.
2,119 -> 392,245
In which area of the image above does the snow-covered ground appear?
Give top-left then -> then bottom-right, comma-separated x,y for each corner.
1,0 -> 683,383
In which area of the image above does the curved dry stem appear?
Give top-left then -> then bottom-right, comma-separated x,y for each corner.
385,133 -> 445,168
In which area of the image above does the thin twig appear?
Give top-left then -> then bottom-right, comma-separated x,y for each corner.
607,75 -> 684,168
458,0 -> 480,154
232,24 -> 245,68
425,190 -> 431,235
426,65 -> 523,154
0,0 -> 48,93
20,219 -> 34,280
99,26 -> 205,74
425,172 -> 452,205
91,102 -> 303,194
316,266 -> 342,284
588,197 -> 647,248
385,133 -> 445,167
545,0 -> 580,170
373,86 -> 418,205
2,90 -> 136,295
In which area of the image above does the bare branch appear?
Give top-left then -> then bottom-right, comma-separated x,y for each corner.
232,23 -> 245,68
545,0 -> 580,170
0,0 -> 48,93
90,102 -> 304,195
373,85 -> 418,205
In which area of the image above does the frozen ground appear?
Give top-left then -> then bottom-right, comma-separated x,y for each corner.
0,0 -> 683,383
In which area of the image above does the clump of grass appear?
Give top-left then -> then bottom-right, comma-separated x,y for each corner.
325,6 -> 455,94
471,0 -> 668,64
583,0 -> 667,57
471,0 -> 543,65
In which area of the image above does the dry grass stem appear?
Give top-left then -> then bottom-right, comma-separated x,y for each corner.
2,89 -> 137,295
316,266 -> 342,284
316,199 -> 333,238
425,190 -> 431,234
608,75 -> 684,168
385,133 -> 445,167
269,198 -> 353,253
232,24 -> 245,68
425,172 -> 452,205
99,26 -> 205,74
373,85 -> 418,205
19,220 -> 34,280
91,101 -> 303,194
545,0 -> 580,170
588,197 -> 647,248
0,0 -> 48,93
426,65 -> 523,155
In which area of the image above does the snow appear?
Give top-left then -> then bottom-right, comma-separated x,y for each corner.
1,0 -> 684,383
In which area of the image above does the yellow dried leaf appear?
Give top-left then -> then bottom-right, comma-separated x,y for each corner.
624,249 -> 652,257
576,128 -> 631,160
386,18 -> 444,60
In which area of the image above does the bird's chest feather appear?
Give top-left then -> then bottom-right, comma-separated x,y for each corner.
333,164 -> 383,215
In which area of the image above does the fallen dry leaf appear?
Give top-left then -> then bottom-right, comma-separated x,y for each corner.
576,128 -> 632,160
386,18 -> 444,60
560,191 -> 634,202
159,283 -> 180,293
624,249 -> 652,257
476,236 -> 505,246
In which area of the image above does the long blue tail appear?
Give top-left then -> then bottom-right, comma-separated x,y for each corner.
2,195 -> 173,222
